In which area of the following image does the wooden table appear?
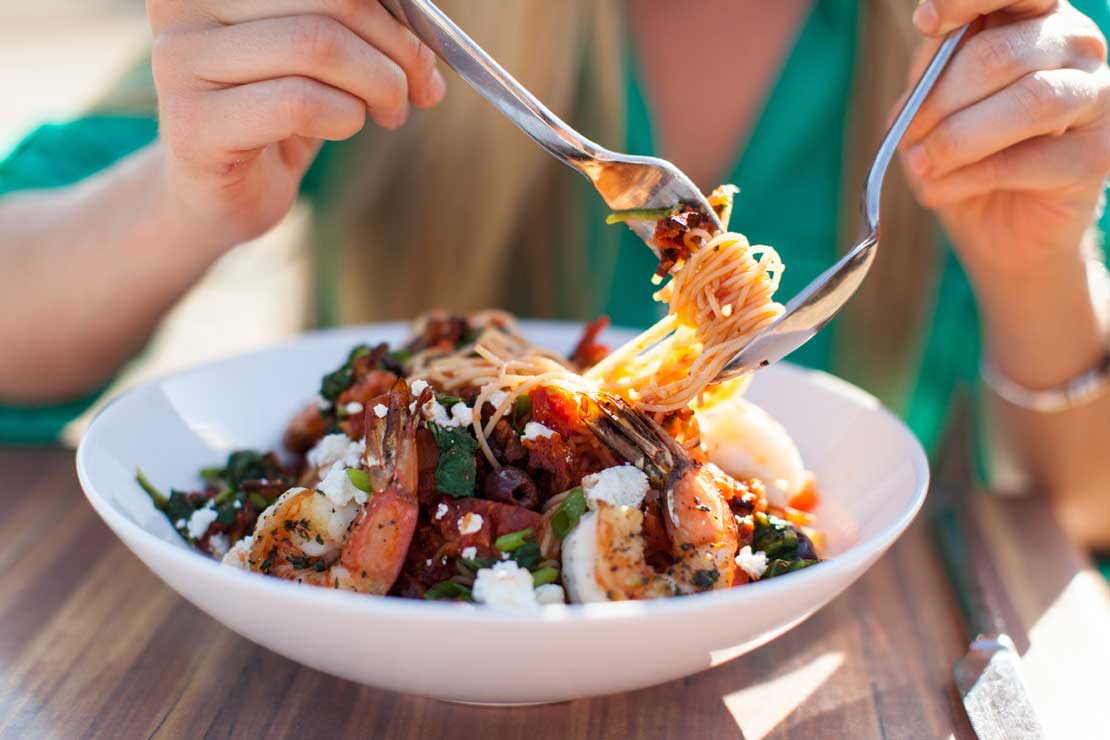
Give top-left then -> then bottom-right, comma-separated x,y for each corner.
2,446 -> 1108,739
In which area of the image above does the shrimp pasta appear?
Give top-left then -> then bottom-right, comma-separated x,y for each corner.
138,188 -> 823,609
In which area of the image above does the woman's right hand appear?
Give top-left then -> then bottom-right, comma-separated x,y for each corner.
148,0 -> 445,250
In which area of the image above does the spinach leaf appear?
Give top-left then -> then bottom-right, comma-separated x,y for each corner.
424,581 -> 473,602
165,491 -> 197,528
764,558 -> 818,579
752,512 -> 800,559
509,542 -> 542,570
426,422 -> 478,498
319,344 -> 373,403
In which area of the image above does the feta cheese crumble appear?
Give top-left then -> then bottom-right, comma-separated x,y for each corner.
410,378 -> 429,396
314,394 -> 332,411
186,504 -> 218,539
373,403 -> 388,418
461,546 -> 477,560
208,533 -> 230,558
534,583 -> 566,605
423,398 -> 473,428
472,561 -> 538,610
486,390 -> 510,409
735,546 -> 769,579
318,462 -> 369,506
306,433 -> 365,470
458,512 -> 484,535
582,465 -> 649,510
344,401 -> 364,416
521,421 -> 555,441
434,503 -> 449,520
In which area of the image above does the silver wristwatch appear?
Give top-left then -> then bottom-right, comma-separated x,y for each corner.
980,259 -> 1110,413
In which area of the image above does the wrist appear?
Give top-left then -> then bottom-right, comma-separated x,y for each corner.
973,246 -> 1105,390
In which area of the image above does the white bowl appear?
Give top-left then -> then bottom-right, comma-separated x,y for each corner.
76,321 -> 928,704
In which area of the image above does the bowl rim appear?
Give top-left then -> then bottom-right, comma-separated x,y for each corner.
76,320 -> 929,625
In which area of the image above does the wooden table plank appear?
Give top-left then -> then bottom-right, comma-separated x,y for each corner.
0,446 -> 1105,739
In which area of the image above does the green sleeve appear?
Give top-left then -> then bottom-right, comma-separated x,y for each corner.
0,115 -> 157,444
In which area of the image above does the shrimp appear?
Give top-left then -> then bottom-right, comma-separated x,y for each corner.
249,381 -> 422,593
563,393 -> 739,601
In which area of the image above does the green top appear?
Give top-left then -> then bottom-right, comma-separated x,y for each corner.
4,0 -> 1110,456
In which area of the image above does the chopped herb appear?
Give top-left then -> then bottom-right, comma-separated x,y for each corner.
314,560 -> 328,573
494,528 -> 534,552
135,468 -> 168,510
604,205 -> 678,224
532,567 -> 559,587
424,581 -> 473,602
288,555 -> 310,570
510,542 -> 542,570
346,468 -> 372,493
550,487 -> 586,539
426,422 -> 478,498
692,569 -> 719,588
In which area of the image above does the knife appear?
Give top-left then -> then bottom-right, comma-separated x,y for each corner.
930,399 -> 1046,740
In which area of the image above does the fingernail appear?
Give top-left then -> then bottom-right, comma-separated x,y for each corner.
904,144 -> 930,176
429,67 -> 446,103
913,1 -> 939,34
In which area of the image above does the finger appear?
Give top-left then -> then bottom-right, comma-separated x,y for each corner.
905,13 -> 1105,144
176,15 -> 411,129
210,0 -> 445,108
166,76 -> 367,168
903,68 -> 1102,178
906,127 -> 1110,207
913,0 -> 1057,36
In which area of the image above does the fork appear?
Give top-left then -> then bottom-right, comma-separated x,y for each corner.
378,0 -> 721,248
382,0 -> 967,377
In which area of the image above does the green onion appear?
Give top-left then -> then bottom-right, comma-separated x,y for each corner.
199,466 -> 224,483
424,581 -> 473,601
248,493 -> 270,510
494,528 -> 534,552
135,468 -> 168,510
346,468 -> 371,493
532,567 -> 559,587
461,556 -> 497,572
551,487 -> 587,539
511,394 -> 532,432
604,205 -> 678,224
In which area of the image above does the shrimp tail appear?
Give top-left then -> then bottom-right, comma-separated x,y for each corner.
581,392 -> 685,488
364,380 -> 422,494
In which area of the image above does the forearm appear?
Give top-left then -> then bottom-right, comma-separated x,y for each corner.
972,236 -> 1110,548
0,143 -> 226,402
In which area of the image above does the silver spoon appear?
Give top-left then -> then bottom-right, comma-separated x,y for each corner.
381,0 -> 967,377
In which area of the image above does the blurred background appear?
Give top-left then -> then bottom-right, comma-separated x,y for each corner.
3,1 -> 311,444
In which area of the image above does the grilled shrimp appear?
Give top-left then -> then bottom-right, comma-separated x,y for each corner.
563,394 -> 739,601
249,381 -> 421,593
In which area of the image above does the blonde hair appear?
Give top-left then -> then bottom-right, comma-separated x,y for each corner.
92,0 -> 935,407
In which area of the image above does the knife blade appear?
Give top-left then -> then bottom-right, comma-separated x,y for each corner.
930,399 -> 1046,740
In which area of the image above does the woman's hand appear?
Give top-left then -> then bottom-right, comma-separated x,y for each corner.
901,0 -> 1110,283
149,0 -> 445,251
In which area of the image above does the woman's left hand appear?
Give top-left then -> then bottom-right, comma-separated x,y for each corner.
901,0 -> 1110,282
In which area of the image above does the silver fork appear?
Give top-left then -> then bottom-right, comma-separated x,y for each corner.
382,0 -> 967,377
379,0 -> 721,249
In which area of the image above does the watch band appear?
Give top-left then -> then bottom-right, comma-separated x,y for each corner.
980,260 -> 1110,413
